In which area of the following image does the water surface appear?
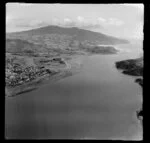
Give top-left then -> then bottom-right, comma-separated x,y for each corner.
5,43 -> 143,139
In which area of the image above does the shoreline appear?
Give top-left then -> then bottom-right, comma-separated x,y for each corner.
5,57 -> 78,97
115,57 -> 143,125
5,71 -> 72,97
5,45 -> 119,97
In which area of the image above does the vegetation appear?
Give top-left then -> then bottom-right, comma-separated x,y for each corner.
116,57 -> 143,77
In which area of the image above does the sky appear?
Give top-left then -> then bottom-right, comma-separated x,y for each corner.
6,3 -> 144,40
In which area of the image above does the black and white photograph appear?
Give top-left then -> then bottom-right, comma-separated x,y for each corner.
5,3 -> 143,140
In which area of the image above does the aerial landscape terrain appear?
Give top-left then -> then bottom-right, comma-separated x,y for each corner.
5,3 -> 143,140
6,25 -> 129,97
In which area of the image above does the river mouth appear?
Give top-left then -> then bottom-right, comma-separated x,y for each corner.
5,43 -> 143,140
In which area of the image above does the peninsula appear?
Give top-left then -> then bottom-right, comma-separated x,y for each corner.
115,57 -> 143,87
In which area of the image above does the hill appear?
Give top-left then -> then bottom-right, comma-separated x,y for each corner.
6,39 -> 49,55
6,25 -> 129,46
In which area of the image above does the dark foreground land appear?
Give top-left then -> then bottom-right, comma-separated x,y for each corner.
115,57 -> 143,122
116,57 -> 143,87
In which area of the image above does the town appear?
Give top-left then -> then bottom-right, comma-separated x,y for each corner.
5,57 -> 58,87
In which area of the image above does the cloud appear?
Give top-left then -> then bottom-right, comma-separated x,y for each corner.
108,18 -> 124,26
13,19 -> 49,28
10,17 -> 77,29
63,18 -> 75,26
64,18 -> 72,23
49,16 -> 103,29
97,17 -> 124,26
7,15 -> 123,31
77,16 -> 85,22
51,18 -> 60,25
97,17 -> 106,22
61,18 -> 76,27
65,16 -> 103,29
29,20 -> 48,27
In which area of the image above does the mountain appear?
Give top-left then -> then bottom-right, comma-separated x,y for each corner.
6,25 -> 129,45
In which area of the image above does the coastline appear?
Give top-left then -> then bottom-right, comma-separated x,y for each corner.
5,44 -> 118,97
115,57 -> 143,125
5,43 -> 143,140
5,57 -> 80,97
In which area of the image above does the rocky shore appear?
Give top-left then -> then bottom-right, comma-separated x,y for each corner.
115,57 -> 143,123
135,78 -> 143,87
115,57 -> 143,87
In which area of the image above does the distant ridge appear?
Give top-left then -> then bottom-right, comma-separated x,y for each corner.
6,25 -> 129,45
